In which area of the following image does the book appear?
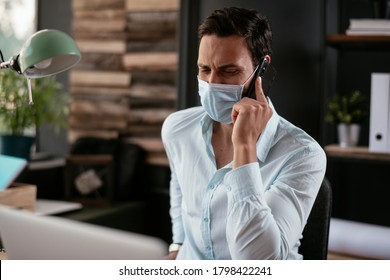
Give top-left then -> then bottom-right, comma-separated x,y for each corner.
347,18 -> 390,36
349,19 -> 390,30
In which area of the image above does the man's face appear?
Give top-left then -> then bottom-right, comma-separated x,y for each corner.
197,35 -> 255,89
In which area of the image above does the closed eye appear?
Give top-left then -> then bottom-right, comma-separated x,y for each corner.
221,68 -> 239,75
219,64 -> 241,76
198,66 -> 211,78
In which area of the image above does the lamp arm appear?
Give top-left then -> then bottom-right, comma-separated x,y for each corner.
0,54 -> 22,74
0,61 -> 10,69
0,50 -> 9,69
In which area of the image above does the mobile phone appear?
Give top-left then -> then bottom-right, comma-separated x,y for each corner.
242,58 -> 269,99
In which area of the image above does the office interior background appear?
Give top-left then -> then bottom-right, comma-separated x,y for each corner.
1,0 -> 390,259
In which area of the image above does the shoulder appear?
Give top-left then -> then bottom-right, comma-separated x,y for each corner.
277,116 -> 326,162
162,106 -> 204,141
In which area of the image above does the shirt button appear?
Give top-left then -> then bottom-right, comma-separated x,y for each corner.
203,217 -> 209,222
227,186 -> 232,191
208,184 -> 214,190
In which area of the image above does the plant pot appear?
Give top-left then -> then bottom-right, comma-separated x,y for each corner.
337,123 -> 361,148
0,135 -> 35,160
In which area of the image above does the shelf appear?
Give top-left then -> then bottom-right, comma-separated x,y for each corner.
324,144 -> 390,161
326,34 -> 390,49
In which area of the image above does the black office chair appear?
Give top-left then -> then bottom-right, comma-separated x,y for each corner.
298,177 -> 333,260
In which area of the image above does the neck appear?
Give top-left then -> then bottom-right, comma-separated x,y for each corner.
212,121 -> 234,168
213,121 -> 233,136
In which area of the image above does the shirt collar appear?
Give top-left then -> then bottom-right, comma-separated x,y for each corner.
200,112 -> 216,165
256,98 -> 279,163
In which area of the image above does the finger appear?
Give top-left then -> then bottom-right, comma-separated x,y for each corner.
231,103 -> 239,124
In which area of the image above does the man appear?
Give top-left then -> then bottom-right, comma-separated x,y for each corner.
162,7 -> 326,259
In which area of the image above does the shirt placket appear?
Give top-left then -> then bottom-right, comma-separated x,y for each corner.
201,168 -> 230,259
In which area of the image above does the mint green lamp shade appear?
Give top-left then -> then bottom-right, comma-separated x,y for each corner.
18,29 -> 81,78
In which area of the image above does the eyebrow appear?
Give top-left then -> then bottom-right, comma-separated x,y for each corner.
197,63 -> 241,70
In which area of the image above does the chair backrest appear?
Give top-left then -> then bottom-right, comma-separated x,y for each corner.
298,177 -> 333,260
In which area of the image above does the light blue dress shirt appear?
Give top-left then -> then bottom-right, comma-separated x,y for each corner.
161,101 -> 326,259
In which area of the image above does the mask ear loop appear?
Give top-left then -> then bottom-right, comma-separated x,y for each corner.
242,64 -> 260,86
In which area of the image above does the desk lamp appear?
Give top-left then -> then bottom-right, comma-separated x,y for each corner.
0,29 -> 81,104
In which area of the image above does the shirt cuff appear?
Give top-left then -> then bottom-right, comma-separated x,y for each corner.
224,162 -> 265,202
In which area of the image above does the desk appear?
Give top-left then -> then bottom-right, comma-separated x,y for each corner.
58,201 -> 147,234
35,199 -> 82,216
324,145 -> 390,227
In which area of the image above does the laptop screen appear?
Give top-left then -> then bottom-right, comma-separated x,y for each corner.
0,155 -> 27,191
0,206 -> 168,259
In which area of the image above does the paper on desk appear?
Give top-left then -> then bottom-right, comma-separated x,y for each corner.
329,218 -> 390,259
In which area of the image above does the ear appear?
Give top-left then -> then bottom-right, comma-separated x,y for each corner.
264,55 -> 271,64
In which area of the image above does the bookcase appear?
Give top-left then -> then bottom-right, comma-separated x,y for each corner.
323,0 -> 390,227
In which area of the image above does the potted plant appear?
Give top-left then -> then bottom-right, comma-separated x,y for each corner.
325,90 -> 368,147
0,69 -> 69,159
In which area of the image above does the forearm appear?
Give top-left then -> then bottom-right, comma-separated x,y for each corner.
225,163 -> 284,259
226,199 -> 283,259
232,143 -> 257,169
225,147 -> 326,260
170,180 -> 184,244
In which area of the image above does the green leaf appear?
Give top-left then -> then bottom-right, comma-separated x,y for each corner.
0,70 -> 69,135
325,90 -> 368,124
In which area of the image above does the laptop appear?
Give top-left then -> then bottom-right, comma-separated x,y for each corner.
0,206 -> 168,259
0,155 -> 27,191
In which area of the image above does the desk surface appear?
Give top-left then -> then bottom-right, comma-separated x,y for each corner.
35,199 -> 82,216
324,145 -> 390,161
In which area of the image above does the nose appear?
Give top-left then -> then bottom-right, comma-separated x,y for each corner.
208,71 -> 222,84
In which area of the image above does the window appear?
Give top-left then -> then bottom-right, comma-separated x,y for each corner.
0,0 -> 37,59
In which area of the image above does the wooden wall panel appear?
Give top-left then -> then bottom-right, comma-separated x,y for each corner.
125,0 -> 179,12
70,0 -> 178,166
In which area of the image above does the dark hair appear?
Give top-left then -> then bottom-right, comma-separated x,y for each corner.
198,7 -> 273,66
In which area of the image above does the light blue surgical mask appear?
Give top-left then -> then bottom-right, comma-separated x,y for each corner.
198,78 -> 243,123
198,66 -> 258,124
